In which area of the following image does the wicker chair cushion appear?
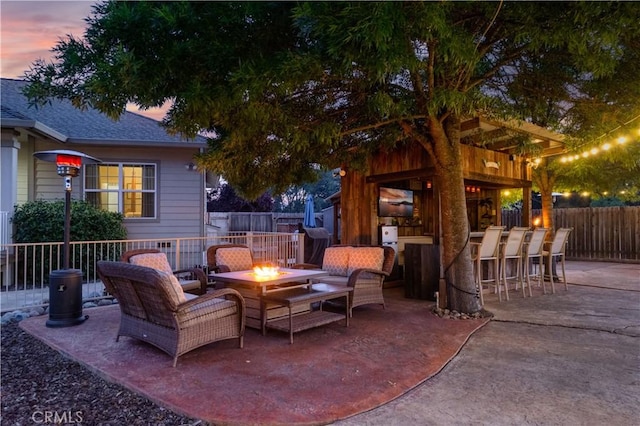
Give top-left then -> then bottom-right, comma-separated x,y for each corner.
178,279 -> 203,292
322,246 -> 353,276
178,298 -> 238,326
160,272 -> 188,305
216,247 -> 253,271
184,292 -> 199,301
128,252 -> 173,273
129,253 -> 186,304
347,247 -> 384,278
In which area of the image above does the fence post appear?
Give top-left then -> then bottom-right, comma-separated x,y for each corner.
297,234 -> 305,264
247,232 -> 254,253
175,239 -> 181,268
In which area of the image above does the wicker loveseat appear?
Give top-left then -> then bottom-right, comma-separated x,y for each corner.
97,261 -> 245,367
294,245 -> 395,316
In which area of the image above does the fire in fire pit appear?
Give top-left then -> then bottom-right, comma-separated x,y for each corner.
253,265 -> 281,278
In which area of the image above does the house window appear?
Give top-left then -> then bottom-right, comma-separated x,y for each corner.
85,163 -> 156,218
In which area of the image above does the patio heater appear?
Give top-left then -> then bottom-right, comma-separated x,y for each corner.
33,150 -> 101,328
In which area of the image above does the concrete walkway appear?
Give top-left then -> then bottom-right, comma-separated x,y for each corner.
335,261 -> 640,425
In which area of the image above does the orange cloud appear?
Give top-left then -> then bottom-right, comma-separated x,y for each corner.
1,1 -> 168,121
1,1 -> 95,78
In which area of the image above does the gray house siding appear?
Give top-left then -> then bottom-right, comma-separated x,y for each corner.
30,142 -> 205,240
16,139 -> 33,204
2,78 -> 211,243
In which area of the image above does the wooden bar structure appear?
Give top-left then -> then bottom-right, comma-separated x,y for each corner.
329,117 -> 565,286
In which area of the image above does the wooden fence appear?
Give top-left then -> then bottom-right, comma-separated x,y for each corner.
216,209 -> 639,262
207,212 -> 325,233
502,206 -> 640,262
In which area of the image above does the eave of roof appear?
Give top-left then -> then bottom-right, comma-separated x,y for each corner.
460,116 -> 566,158
69,138 -> 206,148
1,118 -> 68,142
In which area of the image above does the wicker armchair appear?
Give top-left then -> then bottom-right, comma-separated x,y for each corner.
206,244 -> 255,273
97,261 -> 245,367
293,245 -> 395,316
121,249 -> 207,295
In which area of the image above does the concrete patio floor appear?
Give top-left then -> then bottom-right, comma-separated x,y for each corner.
14,260 -> 640,424
334,261 -> 640,425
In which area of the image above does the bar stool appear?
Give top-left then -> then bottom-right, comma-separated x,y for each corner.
471,226 -> 504,306
499,227 -> 529,299
522,227 -> 548,296
542,227 -> 573,294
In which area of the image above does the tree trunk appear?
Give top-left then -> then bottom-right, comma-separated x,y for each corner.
425,117 -> 481,313
540,190 -> 554,231
532,161 -> 556,231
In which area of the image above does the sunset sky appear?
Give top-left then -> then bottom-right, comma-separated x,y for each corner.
1,0 -> 165,120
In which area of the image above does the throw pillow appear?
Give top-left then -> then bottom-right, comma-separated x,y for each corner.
322,246 -> 352,276
158,271 -> 187,305
129,253 -> 186,304
216,247 -> 253,271
129,252 -> 174,274
347,247 -> 384,277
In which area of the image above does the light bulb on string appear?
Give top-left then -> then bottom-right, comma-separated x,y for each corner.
557,114 -> 639,166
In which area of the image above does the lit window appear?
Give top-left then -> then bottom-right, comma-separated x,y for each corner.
84,163 -> 156,218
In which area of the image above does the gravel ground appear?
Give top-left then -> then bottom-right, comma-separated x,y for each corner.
1,322 -> 207,425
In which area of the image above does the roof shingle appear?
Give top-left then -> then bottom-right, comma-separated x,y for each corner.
1,78 -> 206,146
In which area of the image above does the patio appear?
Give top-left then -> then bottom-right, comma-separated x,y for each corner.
18,287 -> 487,424
6,261 -> 639,424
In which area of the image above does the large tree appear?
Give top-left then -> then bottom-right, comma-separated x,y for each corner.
498,19 -> 640,229
23,1 -> 639,313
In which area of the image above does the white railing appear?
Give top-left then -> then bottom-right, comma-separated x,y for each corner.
0,232 -> 304,314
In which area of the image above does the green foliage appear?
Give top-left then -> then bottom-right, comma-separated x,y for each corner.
207,184 -> 273,212
11,200 -> 127,284
273,169 -> 341,213
590,197 -> 625,207
12,200 -> 127,243
500,189 -> 524,210
544,140 -> 640,203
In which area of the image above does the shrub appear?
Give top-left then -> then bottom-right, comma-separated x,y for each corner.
11,200 -> 127,285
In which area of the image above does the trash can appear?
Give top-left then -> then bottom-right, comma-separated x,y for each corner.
46,269 -> 87,328
404,243 -> 440,300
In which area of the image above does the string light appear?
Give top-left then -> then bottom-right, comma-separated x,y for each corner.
559,114 -> 639,164
545,188 -> 636,199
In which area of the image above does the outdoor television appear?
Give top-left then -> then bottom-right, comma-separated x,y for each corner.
378,187 -> 414,217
